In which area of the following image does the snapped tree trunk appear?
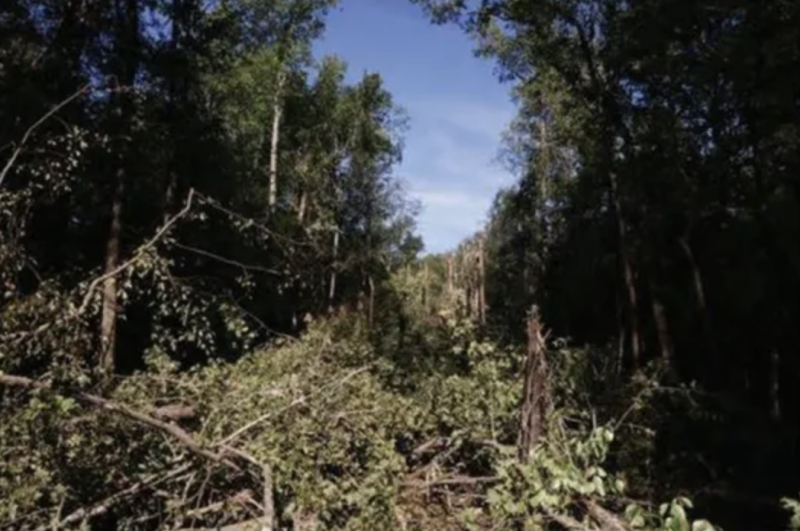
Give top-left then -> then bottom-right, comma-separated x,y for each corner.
446,255 -> 453,299
517,308 -> 549,464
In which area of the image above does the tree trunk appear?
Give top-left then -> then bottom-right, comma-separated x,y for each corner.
262,464 -> 275,531
478,234 -> 486,324
678,235 -> 718,381
446,255 -> 453,299
368,275 -> 375,327
769,349 -> 780,422
297,190 -> 307,223
163,0 -> 183,224
100,0 -> 139,373
100,170 -> 124,371
268,71 -> 286,211
608,170 -> 641,370
328,229 -> 339,311
518,309 -> 549,464
649,285 -> 673,362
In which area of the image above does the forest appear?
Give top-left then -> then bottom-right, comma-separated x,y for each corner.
0,0 -> 797,530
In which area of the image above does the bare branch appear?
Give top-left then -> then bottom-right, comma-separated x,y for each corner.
215,365 -> 371,447
0,85 -> 92,188
171,241 -> 283,276
401,475 -> 500,489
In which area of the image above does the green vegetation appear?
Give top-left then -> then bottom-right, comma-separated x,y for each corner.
1,1 -> 797,530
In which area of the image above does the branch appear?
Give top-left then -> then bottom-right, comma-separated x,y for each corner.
582,499 -> 632,531
171,241 -> 283,276
74,188 -> 196,316
402,475 -> 500,489
36,463 -> 192,531
215,365 -> 371,447
0,372 -> 239,470
5,188 -> 196,346
544,507 -> 595,531
0,85 -> 91,188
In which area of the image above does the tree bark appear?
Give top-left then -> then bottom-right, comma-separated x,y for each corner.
297,190 -> 307,223
608,170 -> 641,371
328,229 -> 339,311
446,255 -> 454,299
268,71 -> 286,211
517,309 -> 549,463
99,170 -> 124,371
100,0 -> 139,372
650,288 -> 673,362
478,234 -> 486,324
678,235 -> 718,382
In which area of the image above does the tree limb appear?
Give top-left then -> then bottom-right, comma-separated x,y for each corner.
34,463 -> 192,531
0,84 -> 91,188
4,188 -> 196,346
0,372 -> 238,470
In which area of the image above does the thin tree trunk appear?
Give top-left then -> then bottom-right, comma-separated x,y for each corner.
422,261 -> 428,308
608,170 -> 641,370
268,71 -> 286,211
616,291 -> 625,374
769,349 -> 781,422
297,190 -> 307,223
163,0 -> 185,224
100,170 -> 124,371
649,284 -> 673,362
328,229 -> 339,311
262,464 -> 275,531
368,275 -> 375,327
100,0 -> 139,373
478,234 -> 486,324
446,255 -> 453,298
678,236 -> 718,368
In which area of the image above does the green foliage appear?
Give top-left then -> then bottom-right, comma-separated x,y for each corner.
1,1 -> 798,530
783,496 -> 800,531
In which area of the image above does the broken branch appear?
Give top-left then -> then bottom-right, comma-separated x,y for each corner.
0,372 -> 238,470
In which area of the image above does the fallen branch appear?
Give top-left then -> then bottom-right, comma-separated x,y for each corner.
544,507 -> 595,531
215,365 -> 371,447
0,372 -> 238,470
402,475 -> 500,489
582,499 -> 631,531
35,463 -> 192,531
176,519 -> 263,531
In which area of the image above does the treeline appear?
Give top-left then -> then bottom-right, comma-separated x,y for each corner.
0,0 -> 421,376
417,0 -> 799,525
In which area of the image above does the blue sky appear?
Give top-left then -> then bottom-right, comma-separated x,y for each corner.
313,1 -> 517,254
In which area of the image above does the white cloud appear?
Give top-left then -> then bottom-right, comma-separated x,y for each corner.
395,96 -> 517,253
